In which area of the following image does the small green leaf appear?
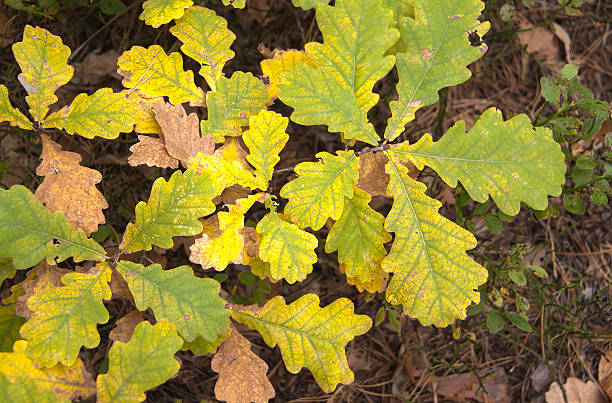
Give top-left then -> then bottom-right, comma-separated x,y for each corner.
508,269 -> 527,286
484,214 -> 502,234
238,270 -> 257,286
563,194 -> 585,215
99,0 -> 127,14
561,64 -> 578,80
590,189 -> 608,206
540,77 -> 560,104
374,307 -> 386,326
115,261 -> 229,343
486,311 -> 505,334
528,265 -> 548,278
97,320 -> 182,403
505,311 -> 533,332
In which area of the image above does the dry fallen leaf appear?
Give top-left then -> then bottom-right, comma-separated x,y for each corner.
599,351 -> 612,400
545,378 -> 607,403
72,49 -> 121,85
212,185 -> 252,205
128,134 -> 179,169
211,325 -> 275,403
35,134 -> 108,236
433,369 -> 511,403
152,101 -> 215,168
109,310 -> 144,343
517,19 -> 566,74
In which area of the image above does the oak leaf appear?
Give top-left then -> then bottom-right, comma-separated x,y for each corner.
35,134 -> 108,236
152,101 -> 215,168
109,310 -> 144,343
128,135 -> 179,169
211,325 -> 275,403
15,262 -> 70,319
545,378 -> 607,403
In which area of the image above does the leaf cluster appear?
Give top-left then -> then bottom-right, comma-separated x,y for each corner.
0,0 -> 570,401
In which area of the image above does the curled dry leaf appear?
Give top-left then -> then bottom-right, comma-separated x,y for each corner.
599,351 -> 612,400
152,101 -> 215,168
211,325 -> 275,403
128,135 -> 179,169
109,310 -> 144,343
35,134 -> 108,236
545,377 -> 607,403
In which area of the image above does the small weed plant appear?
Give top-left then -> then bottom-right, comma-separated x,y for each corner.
0,0 -> 583,401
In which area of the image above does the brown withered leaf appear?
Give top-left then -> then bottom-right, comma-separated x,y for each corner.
212,185 -> 252,205
357,151 -> 390,196
152,101 -> 215,168
109,266 -> 134,301
599,351 -> 612,400
128,135 -> 179,169
545,378 -> 607,403
211,325 -> 275,403
35,134 -> 108,236
433,369 -> 511,403
109,310 -> 144,343
16,262 -> 70,319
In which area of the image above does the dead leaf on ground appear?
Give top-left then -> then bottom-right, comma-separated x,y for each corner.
599,351 -> 612,400
109,310 -> 144,343
211,324 -> 275,403
15,262 -> 70,319
35,134 -> 108,236
433,369 -> 512,403
212,185 -> 252,205
517,18 -> 567,74
545,378 -> 607,403
128,135 -> 179,169
152,101 -> 215,168
109,267 -> 134,301
72,49 -> 121,85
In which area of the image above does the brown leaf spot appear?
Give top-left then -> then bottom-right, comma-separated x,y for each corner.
421,47 -> 434,59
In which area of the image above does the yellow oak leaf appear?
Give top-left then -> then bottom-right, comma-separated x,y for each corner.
35,134 -> 108,236
326,188 -> 391,291
0,339 -> 95,401
256,211 -> 318,284
15,262 -> 70,319
243,110 -> 289,189
190,193 -> 263,271
12,25 -> 73,122
42,88 -> 137,139
382,156 -> 488,326
19,263 -> 112,367
97,320 -> 182,403
280,150 -> 359,230
124,90 -> 163,135
170,6 -> 236,91
0,84 -> 32,129
211,324 -> 275,403
190,138 -> 260,192
140,0 -> 194,28
231,294 -> 372,392
260,49 -> 315,101
340,263 -> 388,293
117,44 -> 204,105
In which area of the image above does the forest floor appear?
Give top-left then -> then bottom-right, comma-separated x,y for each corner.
0,0 -> 610,402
